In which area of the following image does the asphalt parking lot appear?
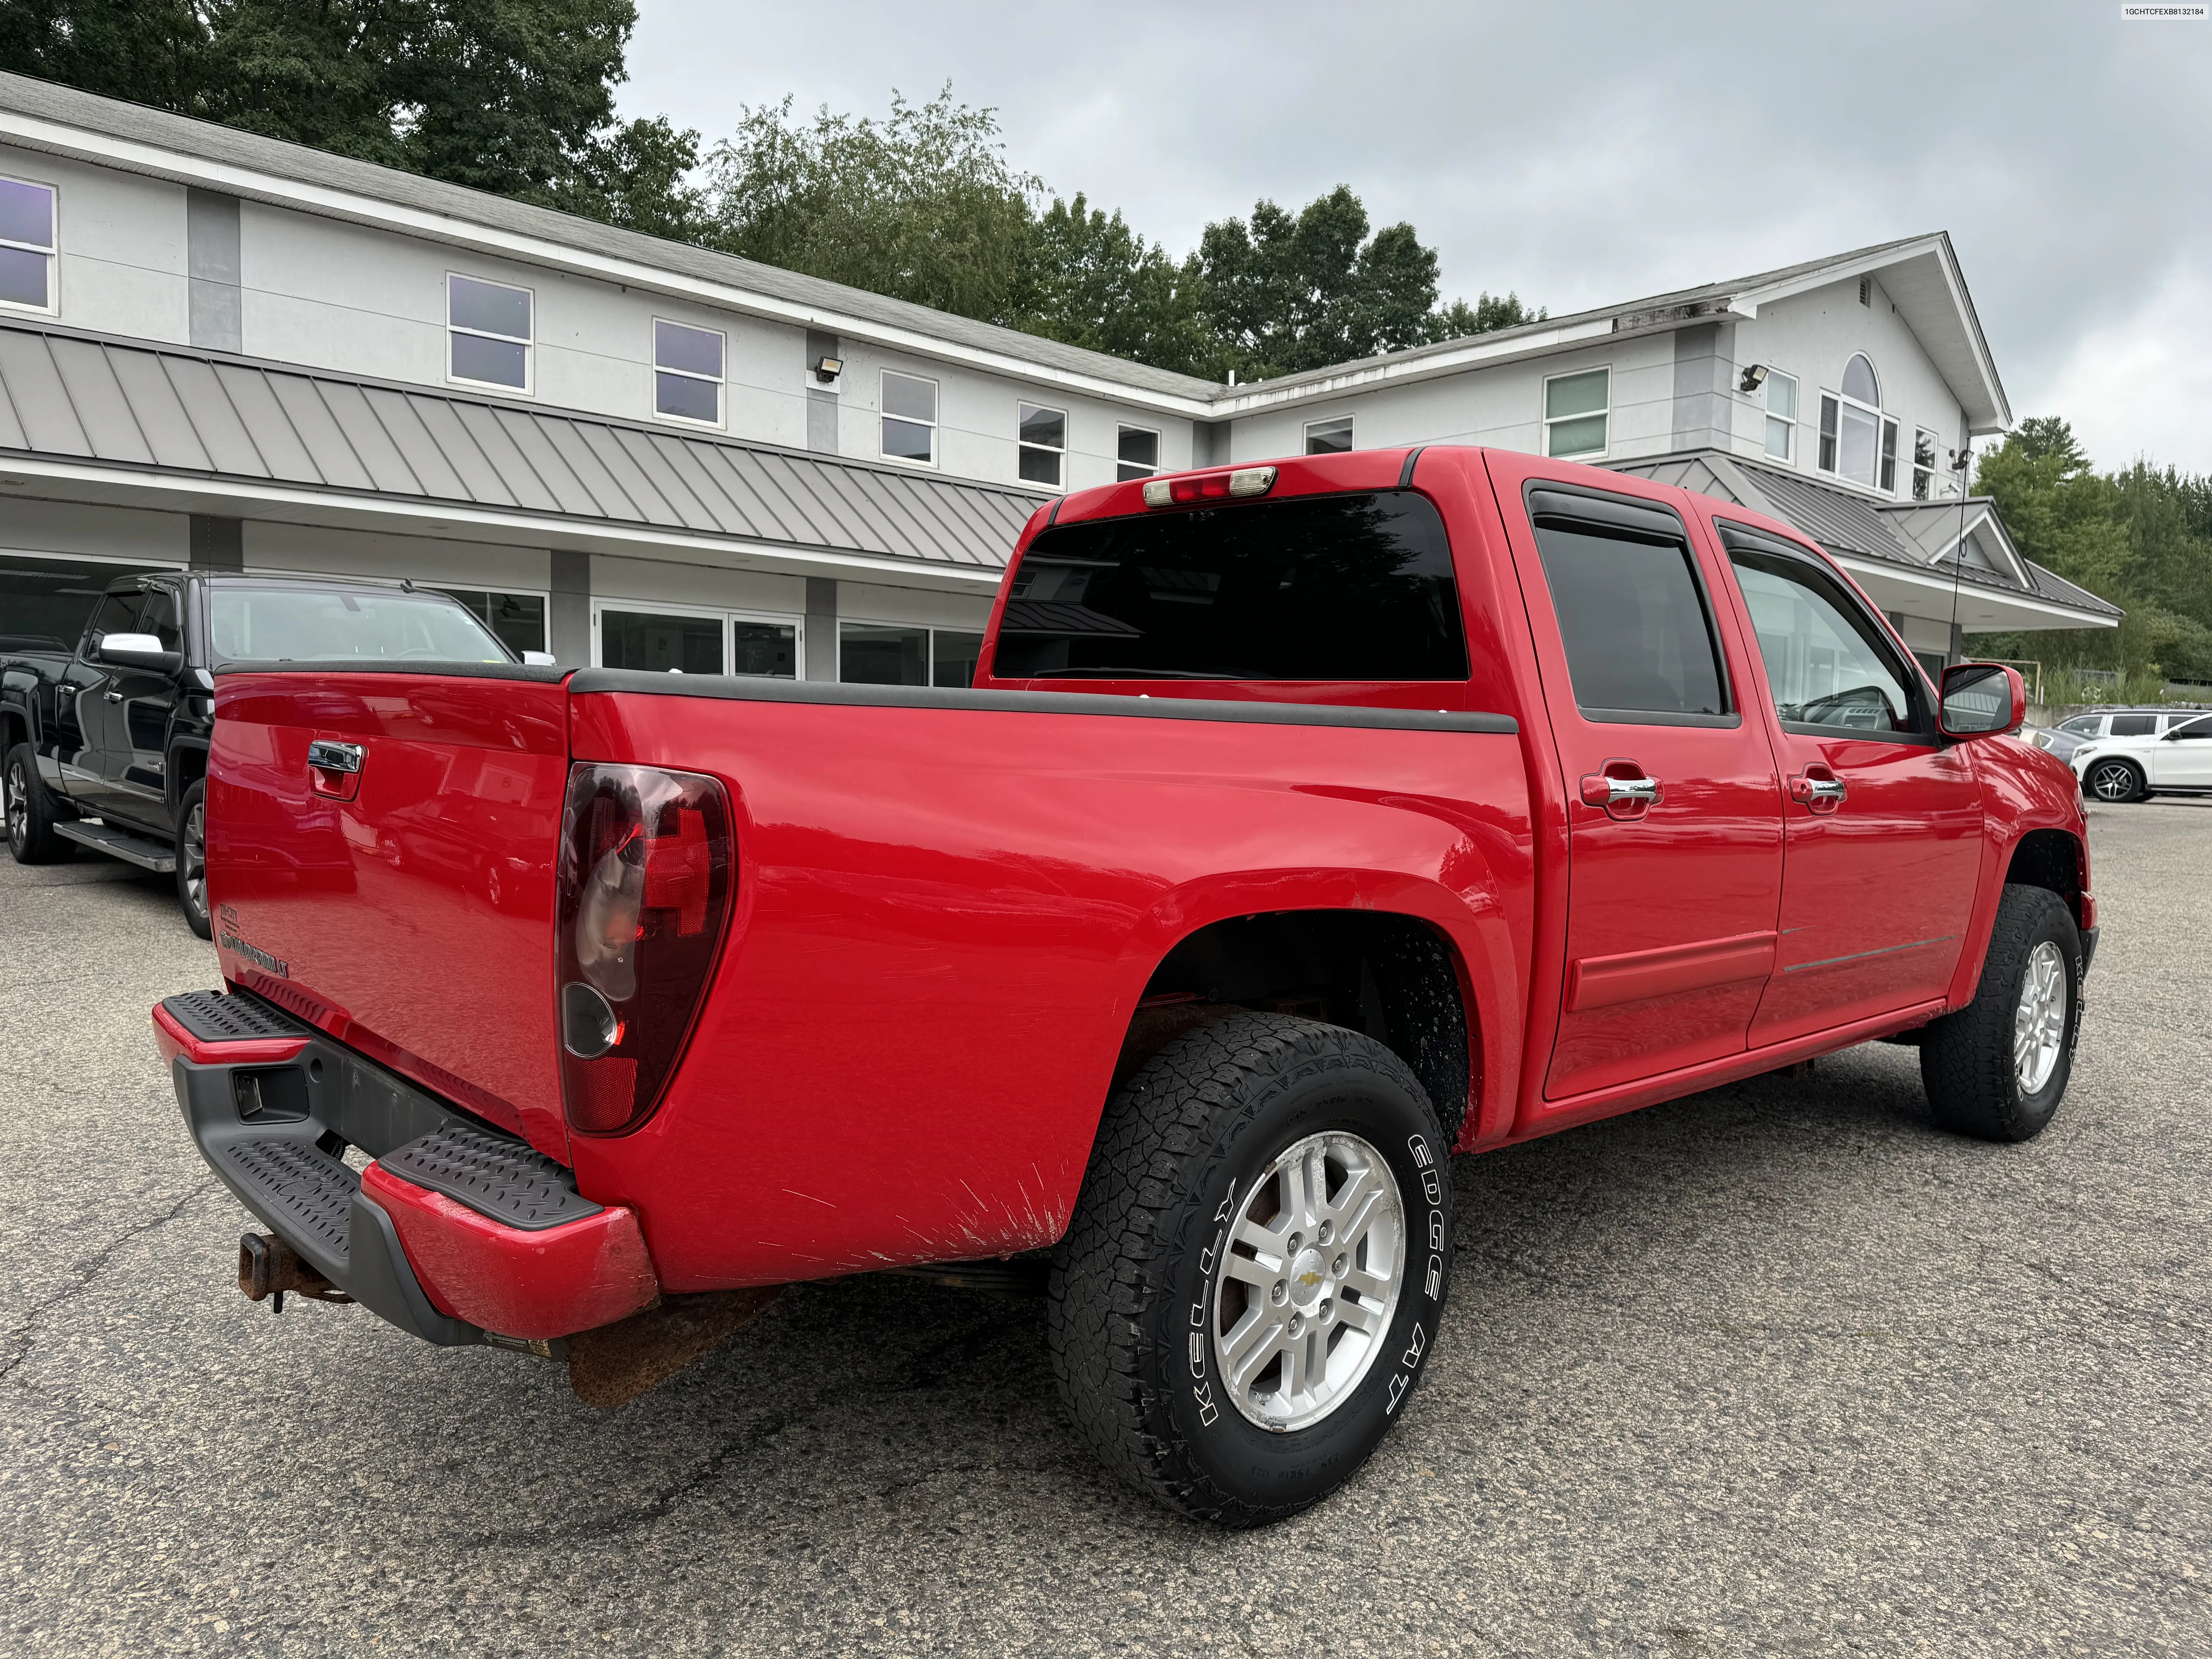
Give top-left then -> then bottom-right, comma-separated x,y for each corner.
4,802 -> 2208,1657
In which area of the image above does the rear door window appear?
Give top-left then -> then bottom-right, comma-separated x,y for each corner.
991,490 -> 1468,681
2109,714 -> 2157,737
1528,503 -> 1726,720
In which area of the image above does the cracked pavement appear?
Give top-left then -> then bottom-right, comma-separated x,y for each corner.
3,804 -> 2209,1656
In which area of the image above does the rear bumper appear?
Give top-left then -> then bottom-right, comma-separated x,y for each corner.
155,991 -> 659,1345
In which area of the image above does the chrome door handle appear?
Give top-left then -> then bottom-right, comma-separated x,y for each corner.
1789,771 -> 1848,812
1580,769 -> 1662,820
101,690 -> 124,702
307,740 -> 365,774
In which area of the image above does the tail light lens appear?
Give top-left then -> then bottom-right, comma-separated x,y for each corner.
555,764 -> 734,1135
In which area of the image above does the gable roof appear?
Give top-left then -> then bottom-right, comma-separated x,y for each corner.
1609,448 -> 2119,625
0,73 -> 2009,429
0,318 -> 1041,575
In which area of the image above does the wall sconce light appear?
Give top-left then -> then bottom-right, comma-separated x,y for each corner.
1738,363 -> 1769,394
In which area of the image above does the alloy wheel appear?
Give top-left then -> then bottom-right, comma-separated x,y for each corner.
2086,761 -> 2138,803
1212,1129 -> 1406,1432
181,799 -> 207,921
5,759 -> 26,855
2014,940 -> 2067,1096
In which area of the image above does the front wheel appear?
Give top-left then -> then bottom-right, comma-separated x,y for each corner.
1050,1012 -> 1452,1527
2083,758 -> 2143,804
5,742 -> 76,865
1920,884 -> 2083,1142
175,780 -> 211,939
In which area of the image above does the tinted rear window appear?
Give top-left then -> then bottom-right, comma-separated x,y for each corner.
2109,714 -> 2157,736
1532,522 -> 1725,717
990,490 -> 1468,681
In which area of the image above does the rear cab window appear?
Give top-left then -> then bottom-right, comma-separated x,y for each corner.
989,490 -> 1469,682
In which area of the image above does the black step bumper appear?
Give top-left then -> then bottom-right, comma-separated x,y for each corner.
156,990 -> 599,1348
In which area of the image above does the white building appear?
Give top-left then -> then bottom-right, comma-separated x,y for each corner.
0,72 -> 2116,684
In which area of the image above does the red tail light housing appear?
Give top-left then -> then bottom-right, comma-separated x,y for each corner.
555,764 -> 734,1135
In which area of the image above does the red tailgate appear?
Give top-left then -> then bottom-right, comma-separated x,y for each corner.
208,670 -> 572,1158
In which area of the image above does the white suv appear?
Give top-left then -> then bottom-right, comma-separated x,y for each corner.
2073,711 -> 2212,802
2031,706 -> 2201,765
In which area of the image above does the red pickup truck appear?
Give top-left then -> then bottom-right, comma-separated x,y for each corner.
154,445 -> 2095,1526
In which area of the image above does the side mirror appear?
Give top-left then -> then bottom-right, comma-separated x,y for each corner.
1937,662 -> 2025,738
520,650 -> 558,667
95,632 -> 185,676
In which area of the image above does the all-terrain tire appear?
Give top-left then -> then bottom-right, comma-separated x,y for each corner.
1049,1012 -> 1452,1527
175,779 -> 211,939
5,742 -> 76,865
1920,883 -> 2083,1142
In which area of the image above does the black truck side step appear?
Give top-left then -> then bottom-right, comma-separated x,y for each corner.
56,818 -> 175,872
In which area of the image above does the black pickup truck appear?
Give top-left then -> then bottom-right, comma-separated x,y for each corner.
2,571 -> 537,934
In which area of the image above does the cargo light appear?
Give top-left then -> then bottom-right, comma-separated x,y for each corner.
1141,466 -> 1277,508
555,763 -> 734,1136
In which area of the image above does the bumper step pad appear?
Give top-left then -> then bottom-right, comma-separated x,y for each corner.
378,1122 -> 602,1231
161,989 -> 309,1044
222,1137 -> 358,1264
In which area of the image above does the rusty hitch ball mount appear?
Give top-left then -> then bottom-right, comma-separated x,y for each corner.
238,1232 -> 354,1314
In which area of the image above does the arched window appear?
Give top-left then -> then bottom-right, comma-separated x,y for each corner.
1819,353 -> 1900,493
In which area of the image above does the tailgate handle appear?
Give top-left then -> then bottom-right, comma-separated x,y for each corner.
307,740 -> 364,775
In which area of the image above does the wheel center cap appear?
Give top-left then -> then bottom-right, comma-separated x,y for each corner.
1287,1247 -> 1327,1308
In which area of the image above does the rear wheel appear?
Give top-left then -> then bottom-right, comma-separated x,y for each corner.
2083,758 -> 2144,803
5,742 -> 76,865
1921,884 -> 2082,1142
175,780 -> 211,938
1050,1012 -> 1452,1527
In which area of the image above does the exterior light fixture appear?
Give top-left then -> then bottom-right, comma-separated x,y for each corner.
812,355 -> 843,383
1738,364 -> 1769,394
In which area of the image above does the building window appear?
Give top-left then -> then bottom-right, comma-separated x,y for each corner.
1763,369 -> 1797,461
1879,418 -> 1899,494
448,275 -> 532,391
1304,415 -> 1354,455
1543,368 -> 1609,459
1817,353 -> 1882,488
1912,428 -> 1940,501
653,320 -> 725,426
595,606 -> 799,678
438,589 -> 547,657
881,370 -> 938,466
1117,425 -> 1160,480
0,177 -> 58,313
840,622 -> 987,687
1018,402 -> 1067,487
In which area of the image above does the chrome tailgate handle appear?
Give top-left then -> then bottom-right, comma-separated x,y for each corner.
307,740 -> 364,775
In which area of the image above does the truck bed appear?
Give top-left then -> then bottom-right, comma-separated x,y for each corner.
210,666 -> 1532,1290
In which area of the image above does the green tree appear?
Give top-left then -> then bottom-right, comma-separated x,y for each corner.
1197,187 -> 1440,380
1430,290 -> 1545,340
0,0 -> 208,112
699,88 -> 1039,323
0,0 -> 700,239
1968,417 -> 2212,687
1007,194 -> 1212,376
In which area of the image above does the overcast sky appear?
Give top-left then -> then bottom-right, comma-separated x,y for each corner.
620,1 -> 2212,472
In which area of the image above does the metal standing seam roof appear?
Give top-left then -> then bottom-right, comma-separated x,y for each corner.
0,321 -> 1045,571
1609,448 -> 2123,620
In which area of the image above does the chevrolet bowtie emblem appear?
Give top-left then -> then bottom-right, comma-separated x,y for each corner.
1297,1271 -> 1323,1288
